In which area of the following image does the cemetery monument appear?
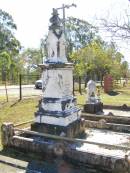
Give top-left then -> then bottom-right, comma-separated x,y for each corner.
31,8 -> 84,137
84,80 -> 103,113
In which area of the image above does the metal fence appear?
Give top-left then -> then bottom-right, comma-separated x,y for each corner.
0,74 -> 42,102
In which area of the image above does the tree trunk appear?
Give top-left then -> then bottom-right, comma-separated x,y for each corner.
100,73 -> 104,87
4,75 -> 8,102
79,76 -> 82,95
1,67 -> 6,82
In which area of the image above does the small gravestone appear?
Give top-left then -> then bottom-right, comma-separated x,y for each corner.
84,80 -> 103,114
31,8 -> 85,137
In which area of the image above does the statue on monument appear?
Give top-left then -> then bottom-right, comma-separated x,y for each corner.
86,80 -> 100,103
45,8 -> 67,63
84,79 -> 103,113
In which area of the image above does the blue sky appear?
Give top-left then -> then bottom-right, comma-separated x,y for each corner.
0,0 -> 130,62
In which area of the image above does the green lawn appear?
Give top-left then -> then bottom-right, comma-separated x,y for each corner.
0,86 -> 130,126
0,86 -> 130,148
0,98 -> 38,125
0,98 -> 39,148
77,86 -> 130,106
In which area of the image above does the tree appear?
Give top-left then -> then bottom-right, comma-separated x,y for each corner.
19,48 -> 43,75
40,17 -> 98,61
121,60 -> 129,78
0,9 -> 21,82
100,2 -> 130,41
0,51 -> 11,80
101,18 -> 130,40
0,51 -> 11,101
65,17 -> 98,57
70,37 -> 127,86
0,9 -> 21,54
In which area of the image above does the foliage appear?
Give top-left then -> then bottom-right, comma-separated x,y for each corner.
65,17 -> 98,57
0,9 -> 21,55
40,17 -> 98,61
70,37 -> 128,83
18,48 -> 43,75
65,17 -> 129,82
0,51 -> 11,69
0,9 -> 21,82
0,51 -> 11,80
121,61 -> 129,78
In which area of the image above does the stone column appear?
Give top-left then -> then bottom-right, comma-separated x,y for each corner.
1,122 -> 14,148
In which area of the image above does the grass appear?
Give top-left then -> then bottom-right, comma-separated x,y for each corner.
76,85 -> 130,106
0,86 -> 130,117
0,85 -> 130,148
0,86 -> 130,127
0,98 -> 38,125
0,97 -> 39,149
101,86 -> 130,106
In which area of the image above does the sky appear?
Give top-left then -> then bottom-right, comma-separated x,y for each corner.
0,0 -> 130,62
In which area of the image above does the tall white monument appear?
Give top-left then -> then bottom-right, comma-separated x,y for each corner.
31,9 -> 84,137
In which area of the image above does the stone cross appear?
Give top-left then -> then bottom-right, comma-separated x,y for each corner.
56,4 -> 77,34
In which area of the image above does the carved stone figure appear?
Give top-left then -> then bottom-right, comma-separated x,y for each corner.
45,8 -> 67,63
86,80 -> 96,103
84,80 -> 103,113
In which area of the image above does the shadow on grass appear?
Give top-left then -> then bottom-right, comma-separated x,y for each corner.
10,99 -> 21,107
0,99 -> 20,109
107,91 -> 119,96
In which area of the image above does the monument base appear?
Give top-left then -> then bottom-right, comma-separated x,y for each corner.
84,102 -> 103,114
31,119 -> 85,138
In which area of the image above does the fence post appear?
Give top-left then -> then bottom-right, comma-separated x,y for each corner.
1,122 -> 14,148
19,74 -> 22,100
5,74 -> 8,102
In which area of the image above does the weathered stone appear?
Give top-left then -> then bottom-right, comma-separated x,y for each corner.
82,112 -> 130,125
84,102 -> 103,114
31,119 -> 85,138
85,119 -> 130,132
103,104 -> 130,111
65,149 -> 129,173
33,8 -> 84,137
86,80 -> 96,103
84,80 -> 103,114
1,122 -> 14,147
97,119 -> 107,129
107,112 -> 114,116
113,155 -> 129,173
